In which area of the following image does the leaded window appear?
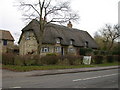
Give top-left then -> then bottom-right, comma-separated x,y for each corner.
41,47 -> 49,53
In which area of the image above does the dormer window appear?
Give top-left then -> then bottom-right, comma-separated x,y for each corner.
85,41 -> 88,48
56,38 -> 61,44
70,40 -> 74,45
26,32 -> 30,40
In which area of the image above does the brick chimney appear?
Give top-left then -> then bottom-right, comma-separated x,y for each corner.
67,21 -> 72,28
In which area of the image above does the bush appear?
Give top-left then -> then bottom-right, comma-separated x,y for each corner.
92,55 -> 104,64
46,53 -> 57,56
40,55 -> 60,65
113,55 -> 119,62
80,48 -> 93,55
14,55 -> 24,66
93,50 -> 99,55
106,55 -> 114,63
59,55 -> 83,65
14,55 -> 39,66
2,53 -> 15,65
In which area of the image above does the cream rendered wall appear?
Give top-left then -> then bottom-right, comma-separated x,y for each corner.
19,31 -> 38,55
0,40 -> 14,53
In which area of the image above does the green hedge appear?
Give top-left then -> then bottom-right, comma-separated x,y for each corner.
92,55 -> 104,64
2,53 -> 15,65
2,53 -> 119,66
106,55 -> 114,63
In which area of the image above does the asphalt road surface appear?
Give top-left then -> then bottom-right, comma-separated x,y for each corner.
2,69 -> 119,88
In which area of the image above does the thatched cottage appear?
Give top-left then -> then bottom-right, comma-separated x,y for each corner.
0,30 -> 14,53
18,19 -> 98,56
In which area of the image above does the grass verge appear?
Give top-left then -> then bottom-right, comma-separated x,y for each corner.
2,62 -> 119,72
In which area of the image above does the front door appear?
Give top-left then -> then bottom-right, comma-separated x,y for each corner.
61,47 -> 64,56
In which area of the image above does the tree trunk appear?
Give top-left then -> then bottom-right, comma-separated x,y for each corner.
108,39 -> 114,50
37,31 -> 44,57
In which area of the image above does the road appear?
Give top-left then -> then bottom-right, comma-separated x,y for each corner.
2,69 -> 119,88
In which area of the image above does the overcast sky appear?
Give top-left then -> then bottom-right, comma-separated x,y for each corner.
0,0 -> 119,44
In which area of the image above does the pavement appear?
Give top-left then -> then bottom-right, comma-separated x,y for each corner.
2,65 -> 119,78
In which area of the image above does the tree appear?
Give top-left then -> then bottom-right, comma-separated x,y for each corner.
17,0 -> 79,55
94,32 -> 104,50
94,24 -> 120,51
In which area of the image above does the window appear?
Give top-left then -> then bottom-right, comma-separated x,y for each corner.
26,32 -> 30,40
68,47 -> 75,53
55,46 -> 61,53
85,41 -> 88,48
41,47 -> 49,53
70,40 -> 73,45
56,38 -> 61,44
3,40 -> 7,46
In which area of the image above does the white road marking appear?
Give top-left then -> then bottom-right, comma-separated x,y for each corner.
10,86 -> 21,88
73,73 -> 118,82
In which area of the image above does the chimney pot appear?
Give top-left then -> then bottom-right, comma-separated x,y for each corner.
67,21 -> 72,28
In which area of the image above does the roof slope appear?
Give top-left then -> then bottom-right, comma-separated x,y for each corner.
0,30 -> 14,41
19,19 -> 98,48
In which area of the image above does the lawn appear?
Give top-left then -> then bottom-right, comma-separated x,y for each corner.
2,62 -> 119,72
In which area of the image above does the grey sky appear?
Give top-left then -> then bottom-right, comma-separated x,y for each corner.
0,0 -> 119,44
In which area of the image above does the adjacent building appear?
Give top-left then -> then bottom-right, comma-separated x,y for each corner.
0,30 -> 14,53
18,19 -> 98,56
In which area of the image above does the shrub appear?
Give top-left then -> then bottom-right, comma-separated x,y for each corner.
92,55 -> 104,64
93,50 -> 99,55
74,56 -> 83,65
106,55 -> 114,63
14,55 -> 38,66
40,55 -> 60,65
2,53 -> 15,65
65,55 -> 76,65
14,55 -> 24,66
113,55 -> 119,62
58,59 -> 70,65
80,48 -> 93,55
46,53 -> 57,56
59,55 -> 83,65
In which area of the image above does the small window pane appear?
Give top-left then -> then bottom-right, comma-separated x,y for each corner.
26,32 -> 30,40
70,40 -> 73,45
55,46 -> 61,53
3,40 -> 7,46
41,47 -> 49,53
85,41 -> 88,48
56,38 -> 60,44
68,47 -> 75,53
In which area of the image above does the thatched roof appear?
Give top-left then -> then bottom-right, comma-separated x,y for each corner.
0,30 -> 14,41
19,19 -> 98,49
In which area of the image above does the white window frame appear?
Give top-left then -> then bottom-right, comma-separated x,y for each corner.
55,46 -> 61,53
70,40 -> 73,45
56,38 -> 61,44
68,47 -> 75,53
41,47 -> 49,53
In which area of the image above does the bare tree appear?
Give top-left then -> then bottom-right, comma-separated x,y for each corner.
99,24 -> 120,50
17,0 -> 79,55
